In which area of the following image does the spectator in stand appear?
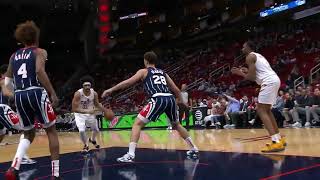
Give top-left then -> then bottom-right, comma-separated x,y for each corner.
292,89 -> 312,128
310,88 -> 320,123
272,90 -> 285,127
204,97 -> 227,128
248,97 -> 258,125
290,65 -> 300,81
223,94 -> 240,129
282,92 -> 295,127
179,84 -> 192,130
229,95 -> 250,128
285,75 -> 294,90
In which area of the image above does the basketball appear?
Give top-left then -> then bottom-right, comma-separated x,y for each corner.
104,109 -> 115,121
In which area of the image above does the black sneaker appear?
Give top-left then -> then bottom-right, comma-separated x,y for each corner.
5,167 -> 19,180
82,145 -> 89,154
89,138 -> 100,149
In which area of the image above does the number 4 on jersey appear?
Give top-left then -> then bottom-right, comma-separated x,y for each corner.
18,63 -> 28,78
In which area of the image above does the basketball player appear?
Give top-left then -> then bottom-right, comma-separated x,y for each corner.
4,21 -> 60,179
72,75 -> 107,153
0,64 -> 36,165
102,51 -> 198,162
231,41 -> 286,152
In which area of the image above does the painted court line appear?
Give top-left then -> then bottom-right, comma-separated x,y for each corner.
260,163 -> 320,180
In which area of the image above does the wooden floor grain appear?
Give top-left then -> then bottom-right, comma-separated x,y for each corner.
0,128 -> 319,163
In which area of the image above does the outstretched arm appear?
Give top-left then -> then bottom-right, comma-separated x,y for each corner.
102,69 -> 147,97
94,92 -> 106,112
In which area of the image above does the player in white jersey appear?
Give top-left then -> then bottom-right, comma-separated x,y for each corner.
231,41 -> 286,153
72,76 -> 107,153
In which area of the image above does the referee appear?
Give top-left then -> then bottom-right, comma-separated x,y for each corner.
179,84 -> 192,130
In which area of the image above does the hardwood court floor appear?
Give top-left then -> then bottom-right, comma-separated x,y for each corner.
0,128 -> 319,163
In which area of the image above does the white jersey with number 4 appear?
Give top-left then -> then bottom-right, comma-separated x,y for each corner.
250,52 -> 279,85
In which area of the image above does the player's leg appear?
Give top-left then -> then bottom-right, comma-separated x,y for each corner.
75,114 -> 89,152
257,84 -> 284,152
6,92 -> 36,178
117,99 -> 157,162
0,125 -> 5,143
88,118 -> 100,149
34,89 -> 60,178
166,97 -> 198,157
44,124 -> 60,178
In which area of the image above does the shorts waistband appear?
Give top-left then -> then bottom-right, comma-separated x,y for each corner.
152,93 -> 173,97
15,86 -> 43,92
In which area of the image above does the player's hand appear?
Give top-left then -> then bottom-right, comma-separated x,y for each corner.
102,89 -> 112,98
50,94 -> 59,107
240,67 -> 248,73
231,67 -> 241,75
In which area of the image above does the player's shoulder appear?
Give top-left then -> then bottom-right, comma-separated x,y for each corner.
246,53 -> 257,63
34,48 -> 47,56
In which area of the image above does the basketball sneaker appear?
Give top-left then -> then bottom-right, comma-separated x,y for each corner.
280,137 -> 287,146
89,138 -> 100,149
21,156 -> 36,165
261,141 -> 285,153
117,153 -> 134,162
82,145 -> 89,153
186,149 -> 199,159
4,167 -> 19,180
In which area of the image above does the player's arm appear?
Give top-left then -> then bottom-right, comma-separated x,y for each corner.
165,74 -> 185,105
3,60 -> 14,97
102,69 -> 147,97
94,92 -> 106,112
35,48 -> 58,106
71,91 -> 93,114
231,54 -> 256,81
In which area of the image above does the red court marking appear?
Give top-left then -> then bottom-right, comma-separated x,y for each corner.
34,160 -> 210,179
260,163 -> 320,180
234,135 -> 269,141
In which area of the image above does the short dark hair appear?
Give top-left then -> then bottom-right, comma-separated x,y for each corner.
0,64 -> 8,75
80,75 -> 95,87
144,51 -> 157,64
14,21 -> 40,46
246,40 -> 256,51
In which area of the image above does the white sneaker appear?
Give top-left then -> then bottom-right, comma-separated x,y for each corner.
249,119 -> 255,125
229,124 -> 235,129
117,153 -> 135,163
21,156 -> 37,165
223,124 -> 230,129
186,149 -> 199,159
304,122 -> 311,128
292,122 -> 302,128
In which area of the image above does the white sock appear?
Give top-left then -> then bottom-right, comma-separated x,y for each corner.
11,138 -> 31,170
79,131 -> 88,146
271,133 -> 281,143
128,142 -> 137,156
52,160 -> 60,177
275,133 -> 281,140
185,137 -> 198,151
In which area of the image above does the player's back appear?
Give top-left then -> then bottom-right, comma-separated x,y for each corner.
250,52 -> 278,85
10,47 -> 41,90
143,67 -> 171,97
